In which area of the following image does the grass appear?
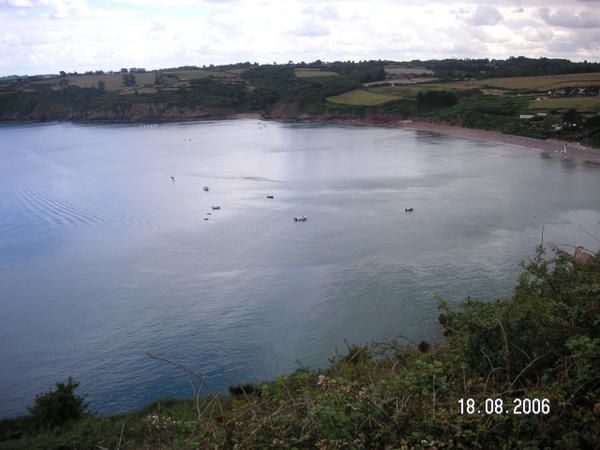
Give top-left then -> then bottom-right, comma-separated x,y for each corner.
295,69 -> 339,78
119,87 -> 158,95
528,96 -> 600,112
368,84 -> 454,99
167,70 -> 235,80
30,70 -> 235,92
439,72 -> 600,91
384,66 -> 433,75
327,89 -> 402,105
327,85 -> 462,106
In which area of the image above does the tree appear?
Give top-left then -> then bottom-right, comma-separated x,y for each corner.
417,90 -> 458,108
562,108 -> 582,126
122,73 -> 136,87
58,78 -> 69,88
28,377 -> 88,429
97,80 -> 105,91
59,71 -> 66,78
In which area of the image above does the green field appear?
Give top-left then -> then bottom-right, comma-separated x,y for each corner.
327,89 -> 400,105
327,84 -> 461,106
529,96 -> 600,112
384,65 -> 433,75
30,69 -> 235,92
168,69 -> 235,80
440,72 -> 600,91
368,84 -> 454,98
295,68 -> 339,78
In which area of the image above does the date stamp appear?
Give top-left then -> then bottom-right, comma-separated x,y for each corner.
458,398 -> 550,415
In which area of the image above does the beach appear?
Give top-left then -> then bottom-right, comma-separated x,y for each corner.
308,117 -> 600,164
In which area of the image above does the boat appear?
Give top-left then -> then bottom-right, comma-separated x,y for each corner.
203,186 -> 210,192
266,195 -> 274,199
405,208 -> 414,212
294,216 -> 307,222
212,206 -> 221,210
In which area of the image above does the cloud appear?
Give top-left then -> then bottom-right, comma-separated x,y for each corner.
0,0 -> 36,7
291,21 -> 330,37
1,0 -> 599,76
539,7 -> 600,29
302,5 -> 338,20
467,5 -> 503,26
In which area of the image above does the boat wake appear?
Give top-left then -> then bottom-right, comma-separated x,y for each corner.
14,181 -> 107,227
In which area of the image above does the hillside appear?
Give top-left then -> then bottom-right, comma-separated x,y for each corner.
1,58 -> 600,147
1,247 -> 598,449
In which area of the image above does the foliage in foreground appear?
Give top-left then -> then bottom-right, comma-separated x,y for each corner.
1,247 -> 598,449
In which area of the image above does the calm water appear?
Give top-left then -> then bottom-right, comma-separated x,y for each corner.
1,120 -> 599,417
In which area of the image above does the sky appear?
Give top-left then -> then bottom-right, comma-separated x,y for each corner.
1,0 -> 599,76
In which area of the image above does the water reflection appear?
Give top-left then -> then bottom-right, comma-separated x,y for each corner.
0,120 -> 599,417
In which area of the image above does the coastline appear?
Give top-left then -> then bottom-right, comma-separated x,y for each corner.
2,112 -> 599,163
293,116 -> 600,164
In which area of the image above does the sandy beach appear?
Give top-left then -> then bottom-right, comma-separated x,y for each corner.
311,117 -> 600,164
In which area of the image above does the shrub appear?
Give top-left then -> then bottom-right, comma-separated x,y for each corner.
28,377 -> 88,429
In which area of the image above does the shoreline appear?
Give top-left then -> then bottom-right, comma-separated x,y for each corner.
2,113 -> 599,163
290,116 -> 600,164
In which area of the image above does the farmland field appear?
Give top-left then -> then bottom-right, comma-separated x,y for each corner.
295,68 -> 339,78
368,84 -> 452,98
327,89 -> 400,105
328,84 -> 459,105
440,72 -> 600,91
168,69 -> 235,80
30,69 -> 235,92
384,66 -> 433,75
528,96 -> 600,112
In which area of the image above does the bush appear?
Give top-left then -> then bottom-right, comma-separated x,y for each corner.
28,377 -> 88,429
417,90 -> 458,108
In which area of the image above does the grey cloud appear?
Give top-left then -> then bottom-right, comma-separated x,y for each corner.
467,5 -> 503,26
451,7 -> 470,15
539,7 -> 600,28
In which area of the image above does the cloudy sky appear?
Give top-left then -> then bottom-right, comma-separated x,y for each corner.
1,0 -> 599,76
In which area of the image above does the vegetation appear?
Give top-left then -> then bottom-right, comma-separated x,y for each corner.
27,378 -> 88,430
327,89 -> 400,106
528,96 -> 600,113
1,247 -> 598,449
416,91 -> 458,108
295,69 -> 339,78
1,57 -> 600,147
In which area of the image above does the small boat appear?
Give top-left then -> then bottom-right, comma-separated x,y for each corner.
405,208 -> 414,212
206,212 -> 212,216
266,195 -> 274,199
294,216 -> 307,222
204,218 -> 209,221
203,186 -> 210,192
212,206 -> 221,210
170,176 -> 175,183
